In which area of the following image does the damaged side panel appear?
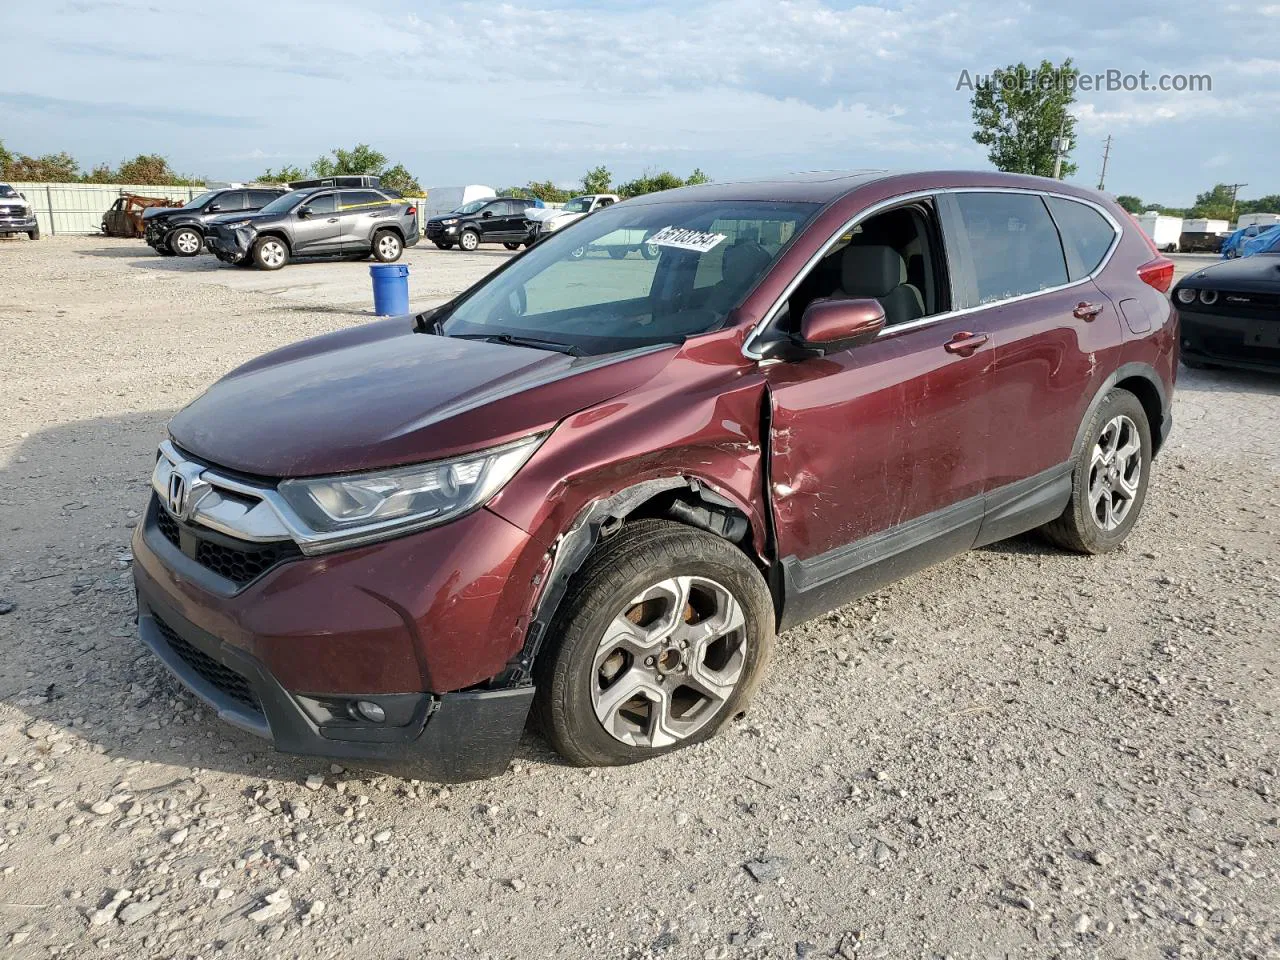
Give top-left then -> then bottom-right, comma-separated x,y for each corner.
764,319 -> 991,628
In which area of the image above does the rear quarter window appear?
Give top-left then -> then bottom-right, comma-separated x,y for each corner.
1047,197 -> 1119,279
954,192 -> 1069,303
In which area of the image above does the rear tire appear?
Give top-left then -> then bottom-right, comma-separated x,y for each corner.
433,241 -> 450,250
251,235 -> 289,270
458,229 -> 480,252
533,519 -> 774,767
169,227 -> 202,257
609,248 -> 628,260
157,245 -> 176,256
372,229 -> 403,262
1041,389 -> 1151,555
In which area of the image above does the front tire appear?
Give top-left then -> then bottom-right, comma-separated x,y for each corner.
503,242 -> 521,251
533,519 -> 774,767
458,229 -> 480,252
1042,389 -> 1152,554
28,227 -> 40,241
372,229 -> 403,263
169,227 -> 202,257
251,235 -> 289,270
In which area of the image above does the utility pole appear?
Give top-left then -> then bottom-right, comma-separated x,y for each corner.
1051,113 -> 1070,180
1227,182 -> 1248,218
1097,135 -> 1113,191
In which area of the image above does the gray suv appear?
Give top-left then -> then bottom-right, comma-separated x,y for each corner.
205,187 -> 419,270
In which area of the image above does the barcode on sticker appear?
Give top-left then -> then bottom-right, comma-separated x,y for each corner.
648,226 -> 727,253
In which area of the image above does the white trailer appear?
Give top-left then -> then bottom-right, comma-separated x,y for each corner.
1236,212 -> 1280,230
1136,212 -> 1183,252
1182,218 -> 1229,234
422,185 -> 496,218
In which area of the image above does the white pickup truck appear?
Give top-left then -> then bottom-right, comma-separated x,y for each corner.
527,194 -> 620,238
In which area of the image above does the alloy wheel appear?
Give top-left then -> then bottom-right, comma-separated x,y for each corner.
377,234 -> 400,259
591,575 -> 746,748
259,240 -> 285,268
460,232 -> 479,251
1088,414 -> 1142,531
172,230 -> 201,255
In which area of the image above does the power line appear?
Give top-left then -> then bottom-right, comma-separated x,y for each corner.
1097,135 -> 1113,191
1227,182 -> 1248,218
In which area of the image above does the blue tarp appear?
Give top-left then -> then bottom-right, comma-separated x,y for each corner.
1241,224 -> 1280,257
1223,223 -> 1280,258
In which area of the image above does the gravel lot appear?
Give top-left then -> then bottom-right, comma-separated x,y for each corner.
0,236 -> 1277,960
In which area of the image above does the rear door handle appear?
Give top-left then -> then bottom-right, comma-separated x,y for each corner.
1073,301 -> 1104,321
943,331 -> 989,356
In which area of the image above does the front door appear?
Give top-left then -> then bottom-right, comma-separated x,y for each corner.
290,192 -> 340,254
764,199 -> 991,628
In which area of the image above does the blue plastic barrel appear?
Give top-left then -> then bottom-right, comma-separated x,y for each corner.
370,263 -> 410,315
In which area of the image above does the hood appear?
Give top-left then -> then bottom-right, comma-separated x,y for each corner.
168,318 -> 671,477
525,207 -> 570,224
1179,255 -> 1280,293
208,211 -> 279,228
143,206 -> 186,220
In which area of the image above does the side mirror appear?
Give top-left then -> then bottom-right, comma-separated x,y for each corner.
800,298 -> 885,352
481,210 -> 493,218
297,207 -> 313,219
759,298 -> 886,360
207,203 -> 222,212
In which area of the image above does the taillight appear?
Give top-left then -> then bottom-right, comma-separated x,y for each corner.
406,205 -> 417,216
1138,256 -> 1174,293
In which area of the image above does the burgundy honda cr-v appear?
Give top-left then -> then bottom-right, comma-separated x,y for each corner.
132,170 -> 1177,780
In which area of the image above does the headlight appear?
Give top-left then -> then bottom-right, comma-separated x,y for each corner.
543,219 -> 561,231
1175,288 -> 1197,304
441,218 -> 458,226
277,435 -> 543,543
1199,289 -> 1218,305
223,219 -> 252,230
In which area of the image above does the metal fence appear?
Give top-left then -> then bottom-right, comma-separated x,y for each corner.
7,182 -> 206,236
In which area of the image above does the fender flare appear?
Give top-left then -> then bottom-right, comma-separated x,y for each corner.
1070,361 -> 1169,462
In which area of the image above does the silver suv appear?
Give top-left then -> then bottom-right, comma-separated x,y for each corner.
204,187 -> 419,270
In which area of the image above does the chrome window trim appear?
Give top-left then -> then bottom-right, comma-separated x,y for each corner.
742,186 -> 1123,358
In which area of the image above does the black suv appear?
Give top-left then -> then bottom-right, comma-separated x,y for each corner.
143,187 -> 287,257
424,197 -> 539,252
205,186 -> 419,270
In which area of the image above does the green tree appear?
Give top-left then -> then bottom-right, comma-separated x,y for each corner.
0,140 -> 13,176
1239,194 -> 1280,215
1114,195 -> 1143,214
258,164 -> 309,184
3,151 -> 80,181
113,154 -> 198,185
970,59 -> 1078,178
522,179 -> 572,203
378,162 -> 422,194
617,169 -> 687,197
1190,183 -> 1236,220
301,143 -> 422,193
580,165 -> 612,194
685,167 -> 711,185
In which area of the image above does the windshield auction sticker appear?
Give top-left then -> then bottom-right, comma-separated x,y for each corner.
649,226 -> 728,253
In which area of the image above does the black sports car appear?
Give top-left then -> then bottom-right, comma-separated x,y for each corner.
1172,255 -> 1280,373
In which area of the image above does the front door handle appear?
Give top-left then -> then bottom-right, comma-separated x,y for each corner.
1073,301 -> 1104,321
943,331 -> 989,356
327,217 -> 339,223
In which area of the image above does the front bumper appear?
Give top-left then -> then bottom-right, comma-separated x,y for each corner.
1180,307 -> 1280,373
131,492 -> 549,780
206,227 -> 250,263
0,214 -> 37,235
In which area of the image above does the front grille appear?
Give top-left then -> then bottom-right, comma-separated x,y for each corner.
152,614 -> 261,712
150,494 -> 301,588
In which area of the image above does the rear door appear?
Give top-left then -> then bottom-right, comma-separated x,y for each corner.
336,190 -> 394,250
290,192 -> 341,254
246,189 -> 281,213
765,198 -> 992,627
939,189 -> 1124,542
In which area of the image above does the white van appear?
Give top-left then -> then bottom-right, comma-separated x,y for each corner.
422,185 -> 496,218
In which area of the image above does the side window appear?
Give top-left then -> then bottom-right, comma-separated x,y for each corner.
214,191 -> 246,212
786,201 -> 949,328
247,190 -> 279,208
304,193 -> 336,216
954,192 -> 1068,303
597,197 -> 615,208
339,190 -> 386,211
1046,197 -> 1118,279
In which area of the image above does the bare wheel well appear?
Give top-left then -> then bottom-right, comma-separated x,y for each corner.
1115,375 -> 1165,454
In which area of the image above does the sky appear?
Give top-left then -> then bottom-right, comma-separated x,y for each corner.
2,0 -> 1277,207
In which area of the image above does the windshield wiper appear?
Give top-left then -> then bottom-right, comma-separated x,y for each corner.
450,333 -> 585,357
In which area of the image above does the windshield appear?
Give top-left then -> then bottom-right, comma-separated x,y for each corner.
183,191 -> 218,209
451,199 -> 491,215
256,190 -> 312,216
0,184 -> 18,199
440,199 -> 817,355
561,197 -> 593,213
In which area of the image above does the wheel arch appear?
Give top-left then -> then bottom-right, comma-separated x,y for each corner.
503,475 -> 771,685
1072,362 -> 1170,460
254,229 -> 293,252
374,223 -> 405,242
